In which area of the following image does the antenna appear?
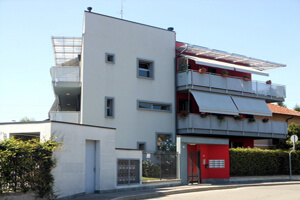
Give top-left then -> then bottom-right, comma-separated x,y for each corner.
121,0 -> 123,19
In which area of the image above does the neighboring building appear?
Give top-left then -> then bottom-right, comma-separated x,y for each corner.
1,9 -> 288,196
254,104 -> 300,149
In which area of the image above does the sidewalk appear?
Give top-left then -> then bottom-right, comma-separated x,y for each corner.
74,178 -> 300,200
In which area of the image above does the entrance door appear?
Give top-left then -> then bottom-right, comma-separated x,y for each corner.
187,147 -> 201,184
85,140 -> 96,194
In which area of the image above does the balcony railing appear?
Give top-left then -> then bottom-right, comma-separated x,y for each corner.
177,70 -> 286,99
177,113 -> 287,138
49,111 -> 80,123
51,66 -> 80,83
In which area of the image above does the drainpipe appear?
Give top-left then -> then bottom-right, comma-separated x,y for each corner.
286,116 -> 294,135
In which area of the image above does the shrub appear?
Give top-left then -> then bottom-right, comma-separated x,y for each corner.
0,137 -> 61,199
230,148 -> 300,176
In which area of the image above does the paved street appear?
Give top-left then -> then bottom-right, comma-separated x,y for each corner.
144,184 -> 300,200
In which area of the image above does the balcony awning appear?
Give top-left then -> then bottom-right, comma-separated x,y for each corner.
183,55 -> 269,76
191,91 -> 239,115
231,96 -> 272,116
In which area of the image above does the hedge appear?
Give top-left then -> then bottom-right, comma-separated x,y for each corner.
0,137 -> 61,199
230,148 -> 300,176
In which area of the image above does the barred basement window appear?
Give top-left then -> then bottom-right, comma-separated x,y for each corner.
117,159 -> 140,185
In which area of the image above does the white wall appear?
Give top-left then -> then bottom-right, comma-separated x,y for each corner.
0,122 -> 51,141
80,12 -> 176,151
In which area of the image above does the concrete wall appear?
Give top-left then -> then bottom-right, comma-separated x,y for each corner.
80,12 -> 176,151
50,122 -> 116,198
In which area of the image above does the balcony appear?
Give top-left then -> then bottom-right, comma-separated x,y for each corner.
177,113 -> 287,139
50,66 -> 80,87
177,70 -> 286,102
49,111 -> 80,124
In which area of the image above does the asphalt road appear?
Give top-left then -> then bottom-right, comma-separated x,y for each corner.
144,184 -> 300,200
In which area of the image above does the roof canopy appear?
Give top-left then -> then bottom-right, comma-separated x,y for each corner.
176,42 -> 286,71
52,37 -> 82,66
183,55 -> 269,76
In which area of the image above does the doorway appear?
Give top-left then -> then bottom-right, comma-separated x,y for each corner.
85,140 -> 96,194
187,145 -> 201,184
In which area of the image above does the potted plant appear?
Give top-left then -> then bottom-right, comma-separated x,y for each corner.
266,80 -> 272,84
178,110 -> 189,119
234,115 -> 243,120
221,70 -> 229,77
262,117 -> 269,123
200,112 -> 207,118
248,117 -> 256,122
243,75 -> 251,81
199,67 -> 207,74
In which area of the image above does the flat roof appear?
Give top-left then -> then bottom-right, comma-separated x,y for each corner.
0,120 -> 116,130
176,42 -> 286,71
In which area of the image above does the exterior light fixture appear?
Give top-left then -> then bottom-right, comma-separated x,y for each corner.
66,93 -> 71,96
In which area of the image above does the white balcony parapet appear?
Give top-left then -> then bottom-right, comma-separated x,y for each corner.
49,111 -> 80,123
51,66 -> 80,83
177,70 -> 286,99
177,113 -> 287,138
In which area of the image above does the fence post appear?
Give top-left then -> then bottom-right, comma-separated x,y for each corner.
160,152 -> 162,180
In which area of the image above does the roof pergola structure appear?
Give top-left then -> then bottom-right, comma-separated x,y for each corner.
52,37 -> 82,66
176,42 -> 286,72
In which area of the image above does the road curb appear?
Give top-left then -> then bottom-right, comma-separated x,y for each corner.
112,181 -> 300,200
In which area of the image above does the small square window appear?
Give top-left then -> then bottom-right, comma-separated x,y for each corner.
137,58 -> 154,79
137,142 -> 146,150
105,53 -> 115,64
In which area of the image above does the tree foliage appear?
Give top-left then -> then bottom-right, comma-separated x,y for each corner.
19,117 -> 35,122
277,102 -> 287,107
0,137 -> 61,199
294,104 -> 300,112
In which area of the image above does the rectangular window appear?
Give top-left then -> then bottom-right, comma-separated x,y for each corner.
179,99 -> 189,112
105,97 -> 114,118
105,53 -> 115,64
157,134 -> 172,150
137,58 -> 154,79
137,100 -> 171,112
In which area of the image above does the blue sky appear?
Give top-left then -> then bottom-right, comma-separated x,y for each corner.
0,0 -> 299,122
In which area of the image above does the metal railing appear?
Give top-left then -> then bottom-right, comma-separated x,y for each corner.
142,151 -> 178,180
177,70 -> 286,99
50,66 -> 80,83
178,113 -> 287,136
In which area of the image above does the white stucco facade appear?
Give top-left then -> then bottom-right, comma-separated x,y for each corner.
80,12 -> 176,151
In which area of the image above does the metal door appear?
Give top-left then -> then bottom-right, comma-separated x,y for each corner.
85,140 -> 96,194
188,150 -> 201,184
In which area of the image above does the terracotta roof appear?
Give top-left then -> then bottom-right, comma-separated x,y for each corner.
268,104 -> 300,117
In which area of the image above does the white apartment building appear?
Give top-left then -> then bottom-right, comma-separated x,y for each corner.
50,11 -> 176,152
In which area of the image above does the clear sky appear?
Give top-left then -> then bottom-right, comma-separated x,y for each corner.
0,0 -> 299,122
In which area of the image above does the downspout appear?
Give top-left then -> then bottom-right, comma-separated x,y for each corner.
285,116 -> 294,135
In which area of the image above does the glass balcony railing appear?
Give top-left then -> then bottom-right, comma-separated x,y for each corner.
177,70 -> 286,99
49,111 -> 80,123
50,66 -> 80,83
177,113 -> 287,138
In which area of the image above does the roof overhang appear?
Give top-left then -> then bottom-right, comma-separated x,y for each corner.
176,42 -> 286,72
52,37 -> 82,66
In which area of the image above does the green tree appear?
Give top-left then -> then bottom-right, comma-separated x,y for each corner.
277,102 -> 286,107
294,104 -> 300,112
19,117 -> 35,122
